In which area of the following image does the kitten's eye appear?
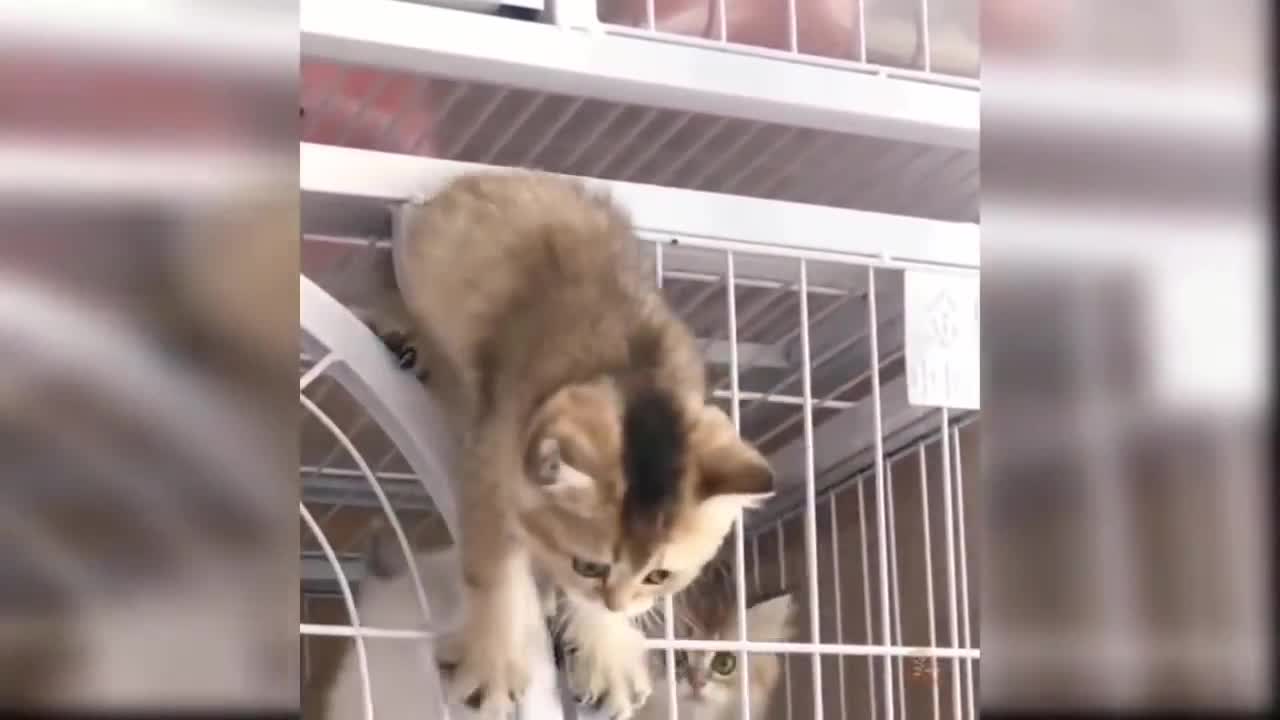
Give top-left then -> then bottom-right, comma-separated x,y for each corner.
643,569 -> 671,585
710,651 -> 737,676
572,557 -> 610,579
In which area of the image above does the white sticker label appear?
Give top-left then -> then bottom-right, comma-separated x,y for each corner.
904,271 -> 980,409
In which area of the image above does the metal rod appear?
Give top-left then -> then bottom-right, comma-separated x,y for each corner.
953,428 -> 975,720
444,86 -> 510,158
641,639 -> 981,657
617,112 -> 694,180
938,409 -> 961,720
778,521 -> 793,719
477,92 -> 547,165
588,107 -> 660,177
649,116 -> 732,187
920,445 -> 942,720
888,461 -> 907,720
919,0 -> 932,73
727,250 -> 753,720
798,259 -> 825,720
657,241 -> 680,720
786,0 -> 799,52
829,496 -> 849,720
300,503 -> 374,720
517,95 -> 584,168
409,81 -> 466,155
867,267 -> 896,720
301,396 -> 434,627
857,483 -> 879,720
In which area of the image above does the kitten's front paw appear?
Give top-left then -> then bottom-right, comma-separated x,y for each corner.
436,621 -> 531,717
565,628 -> 652,720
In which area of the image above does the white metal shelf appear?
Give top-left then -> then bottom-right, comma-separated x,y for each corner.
301,142 -> 979,271
300,0 -> 978,150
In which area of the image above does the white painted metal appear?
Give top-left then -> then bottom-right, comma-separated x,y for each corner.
798,260 -> 826,720
301,0 -> 978,149
726,251 -> 754,720
300,144 -> 980,270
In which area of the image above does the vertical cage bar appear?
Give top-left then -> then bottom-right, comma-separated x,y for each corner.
857,481 -> 878,720
716,0 -> 728,42
953,428 -> 975,720
867,267 -> 895,720
918,0 -> 932,72
726,250 -> 753,720
645,0 -> 656,30
797,259 -> 825,720
787,0 -> 799,52
858,0 -> 868,63
657,243 -> 680,720
829,496 -> 848,720
887,462 -> 907,720
919,446 -> 942,720
939,410 -> 962,720
778,522 -> 793,720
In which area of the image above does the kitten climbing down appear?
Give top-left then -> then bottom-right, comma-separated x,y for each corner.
370,171 -> 775,718
320,533 -> 557,720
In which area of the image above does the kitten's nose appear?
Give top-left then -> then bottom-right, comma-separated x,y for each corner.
688,671 -> 707,691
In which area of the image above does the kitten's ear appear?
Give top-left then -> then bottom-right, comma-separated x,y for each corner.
524,432 -> 594,495
746,593 -> 796,642
527,435 -> 563,486
694,405 -> 774,503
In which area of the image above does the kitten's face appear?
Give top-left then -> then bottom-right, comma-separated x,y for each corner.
514,380 -> 773,616
666,593 -> 794,713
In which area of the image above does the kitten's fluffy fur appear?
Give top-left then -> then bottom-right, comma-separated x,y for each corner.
370,172 -> 774,717
639,563 -> 795,720
321,544 -> 557,720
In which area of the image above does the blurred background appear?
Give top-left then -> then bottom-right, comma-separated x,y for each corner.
983,0 -> 1271,713
0,0 -> 1270,715
0,0 -> 298,712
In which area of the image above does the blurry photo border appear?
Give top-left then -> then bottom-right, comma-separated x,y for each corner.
0,1 -> 299,717
982,0 -> 1273,719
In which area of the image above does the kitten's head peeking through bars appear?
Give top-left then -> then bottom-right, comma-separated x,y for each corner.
515,378 -> 774,617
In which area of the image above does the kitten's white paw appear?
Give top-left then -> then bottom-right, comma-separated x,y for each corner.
436,617 -> 531,717
565,624 -> 652,720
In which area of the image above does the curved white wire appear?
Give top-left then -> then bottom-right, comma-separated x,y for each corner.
300,502 -> 373,720
300,395 -> 440,635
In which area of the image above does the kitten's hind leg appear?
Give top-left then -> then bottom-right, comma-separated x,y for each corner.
434,433 -> 534,716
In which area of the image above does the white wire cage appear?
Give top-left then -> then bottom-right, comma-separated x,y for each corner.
299,1 -> 979,718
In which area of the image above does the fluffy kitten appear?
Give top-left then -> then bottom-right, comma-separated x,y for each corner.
320,539 -> 558,720
640,564 -> 795,720
369,171 -> 774,718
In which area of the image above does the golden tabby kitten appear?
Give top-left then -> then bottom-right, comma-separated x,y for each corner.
368,172 -> 774,718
